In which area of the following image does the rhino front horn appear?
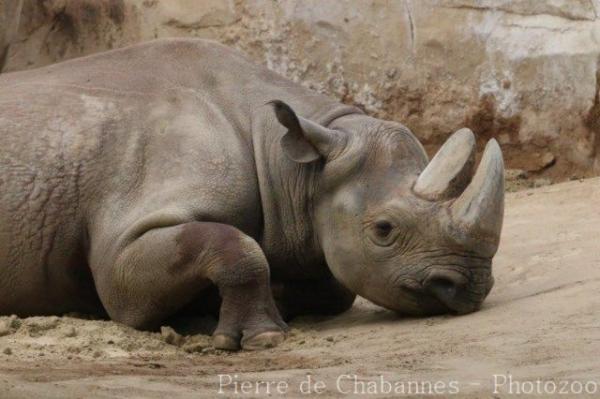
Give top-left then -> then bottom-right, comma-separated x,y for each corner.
450,139 -> 505,254
413,128 -> 476,201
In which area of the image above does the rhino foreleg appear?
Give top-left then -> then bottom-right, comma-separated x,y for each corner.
92,222 -> 287,351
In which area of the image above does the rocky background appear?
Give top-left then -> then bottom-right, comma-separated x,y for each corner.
2,0 -> 600,182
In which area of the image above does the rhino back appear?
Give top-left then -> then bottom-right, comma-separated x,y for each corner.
0,39 -> 287,314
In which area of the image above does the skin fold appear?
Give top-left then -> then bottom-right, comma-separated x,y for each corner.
0,38 -> 503,350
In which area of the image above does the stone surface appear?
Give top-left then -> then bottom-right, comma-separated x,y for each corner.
0,0 -> 22,71
3,0 -> 600,179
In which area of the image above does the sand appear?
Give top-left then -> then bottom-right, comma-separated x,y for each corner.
1,177 -> 599,398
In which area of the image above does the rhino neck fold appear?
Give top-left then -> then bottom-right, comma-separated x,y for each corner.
252,103 -> 361,278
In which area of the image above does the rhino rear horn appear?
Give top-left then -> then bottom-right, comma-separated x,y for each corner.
413,128 -> 476,201
450,139 -> 505,253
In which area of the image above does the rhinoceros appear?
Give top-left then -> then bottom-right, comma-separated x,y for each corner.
0,38 -> 504,350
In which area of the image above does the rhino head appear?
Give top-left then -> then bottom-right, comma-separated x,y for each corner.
271,100 -> 504,316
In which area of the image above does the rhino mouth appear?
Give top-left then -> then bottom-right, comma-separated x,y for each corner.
391,273 -> 493,316
396,286 -> 453,316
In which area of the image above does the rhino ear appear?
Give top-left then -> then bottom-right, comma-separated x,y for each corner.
269,100 -> 341,163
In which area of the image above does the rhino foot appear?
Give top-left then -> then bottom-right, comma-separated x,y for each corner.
214,330 -> 285,351
212,334 -> 240,350
212,282 -> 287,351
213,325 -> 287,351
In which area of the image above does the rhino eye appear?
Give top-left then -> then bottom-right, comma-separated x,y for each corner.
367,219 -> 398,247
374,220 -> 393,238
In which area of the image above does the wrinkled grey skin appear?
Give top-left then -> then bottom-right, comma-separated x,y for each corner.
0,39 -> 503,350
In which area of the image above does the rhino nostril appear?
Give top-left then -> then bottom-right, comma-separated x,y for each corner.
426,277 -> 457,301
424,271 -> 467,308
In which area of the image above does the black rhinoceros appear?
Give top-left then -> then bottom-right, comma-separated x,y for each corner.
0,38 -> 503,350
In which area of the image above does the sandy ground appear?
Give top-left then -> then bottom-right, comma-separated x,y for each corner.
0,178 -> 599,398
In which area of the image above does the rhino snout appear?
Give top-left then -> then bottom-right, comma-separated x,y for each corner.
422,269 -> 492,315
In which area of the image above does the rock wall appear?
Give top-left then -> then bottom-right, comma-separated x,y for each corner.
0,0 -> 22,70
4,0 -> 600,179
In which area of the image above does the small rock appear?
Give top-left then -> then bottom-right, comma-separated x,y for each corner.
3,348 -> 12,355
505,169 -> 528,181
63,326 -> 77,338
326,335 -> 335,342
540,152 -> 556,169
0,315 -> 21,336
7,315 -> 21,330
27,316 -> 60,336
0,323 -> 11,337
183,342 -> 207,353
160,326 -> 184,346
287,328 -> 301,338
517,151 -> 556,173
533,178 -> 552,188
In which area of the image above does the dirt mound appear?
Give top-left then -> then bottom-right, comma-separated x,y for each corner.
0,314 -> 223,361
